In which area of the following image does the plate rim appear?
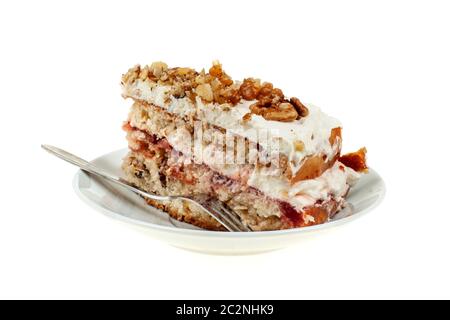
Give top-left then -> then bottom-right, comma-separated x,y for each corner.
73,148 -> 386,238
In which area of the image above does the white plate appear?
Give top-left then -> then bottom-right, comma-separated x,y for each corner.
73,149 -> 386,255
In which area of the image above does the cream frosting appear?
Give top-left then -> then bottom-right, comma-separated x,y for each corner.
248,161 -> 360,211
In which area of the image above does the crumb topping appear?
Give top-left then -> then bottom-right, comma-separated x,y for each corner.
122,61 -> 309,123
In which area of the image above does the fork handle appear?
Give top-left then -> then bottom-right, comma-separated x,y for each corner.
41,145 -> 170,202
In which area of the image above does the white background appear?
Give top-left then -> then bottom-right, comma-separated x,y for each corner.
1,0 -> 449,299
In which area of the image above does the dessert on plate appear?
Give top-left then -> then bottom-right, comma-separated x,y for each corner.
121,61 -> 368,231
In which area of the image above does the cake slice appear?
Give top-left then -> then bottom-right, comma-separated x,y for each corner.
120,61 -> 367,231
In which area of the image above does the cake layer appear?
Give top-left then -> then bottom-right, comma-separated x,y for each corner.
126,101 -> 292,181
122,150 -> 346,231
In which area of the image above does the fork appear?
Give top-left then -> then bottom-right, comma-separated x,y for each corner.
41,145 -> 251,232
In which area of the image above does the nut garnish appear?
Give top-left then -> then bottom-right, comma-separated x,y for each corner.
240,78 -> 261,100
139,66 -> 149,81
176,67 -> 192,76
123,60 -> 310,122
258,82 -> 273,99
262,102 -> 298,122
209,61 -> 233,86
149,61 -> 168,78
121,65 -> 140,85
293,140 -> 305,152
209,61 -> 223,77
249,102 -> 265,115
195,83 -> 214,102
290,97 -> 309,118
242,112 -> 252,122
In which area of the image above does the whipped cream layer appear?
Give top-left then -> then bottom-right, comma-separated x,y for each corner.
123,79 -> 341,174
178,138 -> 358,214
248,161 -> 360,212
127,121 -> 359,215
160,124 -> 359,211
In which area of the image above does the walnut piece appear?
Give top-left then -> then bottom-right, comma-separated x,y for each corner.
240,78 -> 261,100
139,66 -> 149,81
242,112 -> 252,122
195,83 -> 214,102
149,61 -> 168,78
209,61 -> 223,77
209,61 -> 233,86
176,67 -> 192,76
290,97 -> 309,118
263,102 -> 298,122
249,102 -> 265,115
293,140 -> 305,152
258,82 -> 273,98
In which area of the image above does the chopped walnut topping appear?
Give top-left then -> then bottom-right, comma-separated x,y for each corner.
253,82 -> 285,108
209,61 -> 233,86
122,65 -> 140,85
209,60 -> 223,77
249,102 -> 265,115
195,70 -> 207,84
222,87 -> 241,104
240,78 -> 261,100
170,85 -> 185,98
263,102 -> 298,122
123,60 -> 311,122
242,112 -> 252,122
258,82 -> 273,99
272,88 -> 284,99
139,66 -> 149,81
195,83 -> 214,102
149,61 -> 168,78
290,97 -> 309,118
293,140 -> 305,152
176,67 -> 192,76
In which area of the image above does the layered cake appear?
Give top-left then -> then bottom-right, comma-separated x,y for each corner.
121,61 -> 367,231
